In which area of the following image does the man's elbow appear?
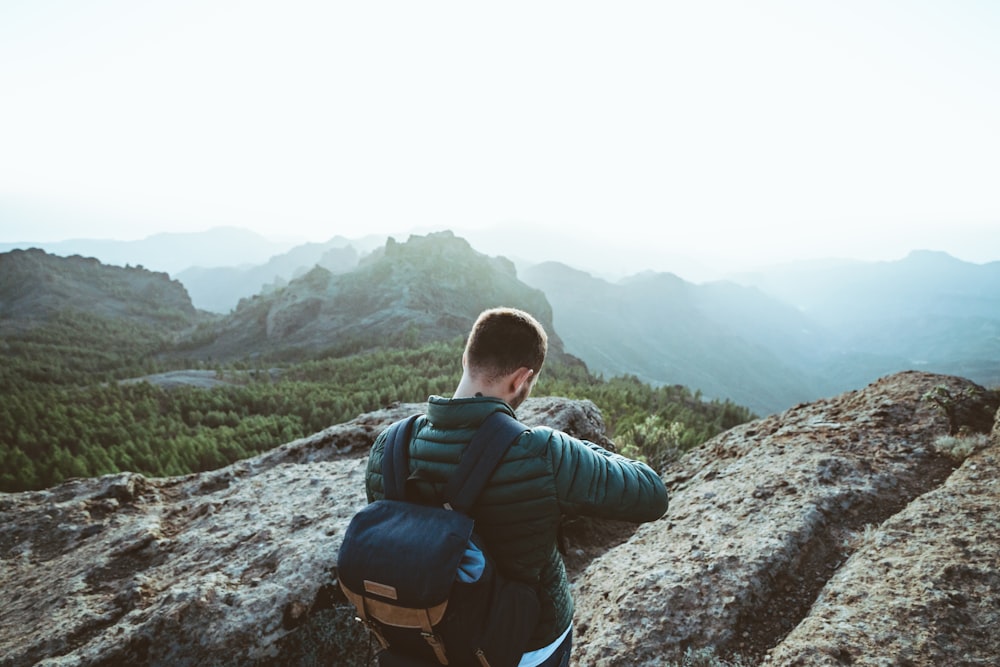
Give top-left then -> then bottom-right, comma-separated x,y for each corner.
651,488 -> 669,521
643,479 -> 669,521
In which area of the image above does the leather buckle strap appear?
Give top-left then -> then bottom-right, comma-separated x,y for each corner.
419,608 -> 449,665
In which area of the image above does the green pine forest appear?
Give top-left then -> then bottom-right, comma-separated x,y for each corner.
0,313 -> 754,493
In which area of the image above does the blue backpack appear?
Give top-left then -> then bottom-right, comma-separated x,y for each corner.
338,412 -> 541,667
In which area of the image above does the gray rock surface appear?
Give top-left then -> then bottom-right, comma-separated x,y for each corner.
572,371 -> 999,666
0,397 -> 607,667
2,373 -> 998,667
766,431 -> 1000,666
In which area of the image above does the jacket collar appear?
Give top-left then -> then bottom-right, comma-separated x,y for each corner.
427,395 -> 515,429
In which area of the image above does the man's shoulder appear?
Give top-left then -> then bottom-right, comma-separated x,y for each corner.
516,425 -> 585,457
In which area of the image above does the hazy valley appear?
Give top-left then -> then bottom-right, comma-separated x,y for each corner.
6,227 -> 997,416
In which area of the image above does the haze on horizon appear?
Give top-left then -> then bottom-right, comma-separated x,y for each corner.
1,1 -> 998,275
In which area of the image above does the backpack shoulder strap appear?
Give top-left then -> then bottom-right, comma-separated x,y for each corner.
382,414 -> 421,500
445,411 -> 528,514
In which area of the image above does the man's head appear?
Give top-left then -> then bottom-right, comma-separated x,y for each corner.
461,307 -> 548,408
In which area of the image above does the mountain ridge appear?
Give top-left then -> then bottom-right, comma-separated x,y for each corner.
0,248 -> 207,335
519,260 -> 828,415
520,252 -> 1000,414
2,233 -> 997,414
181,231 -> 566,363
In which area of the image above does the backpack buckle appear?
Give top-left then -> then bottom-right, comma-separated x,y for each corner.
355,616 -> 390,650
420,631 -> 449,664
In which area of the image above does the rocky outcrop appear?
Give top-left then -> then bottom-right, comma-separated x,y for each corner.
572,371 -> 999,666
0,397 -> 609,667
766,433 -> 999,666
2,372 -> 998,667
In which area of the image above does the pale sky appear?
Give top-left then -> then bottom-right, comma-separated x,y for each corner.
1,0 -> 998,272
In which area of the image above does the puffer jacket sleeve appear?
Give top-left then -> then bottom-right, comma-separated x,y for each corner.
365,429 -> 388,503
545,428 -> 668,522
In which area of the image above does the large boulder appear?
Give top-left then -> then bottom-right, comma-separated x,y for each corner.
572,371 -> 999,666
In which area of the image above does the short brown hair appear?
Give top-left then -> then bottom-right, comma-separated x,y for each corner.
464,307 -> 548,379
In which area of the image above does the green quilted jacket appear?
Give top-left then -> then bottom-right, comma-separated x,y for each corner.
365,395 -> 670,649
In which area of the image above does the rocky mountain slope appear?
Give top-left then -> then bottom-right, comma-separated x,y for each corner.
0,234 -> 559,367
0,248 -> 206,335
521,252 -> 1000,416
2,371 -> 997,666
188,231 -> 563,362
520,262 -> 826,415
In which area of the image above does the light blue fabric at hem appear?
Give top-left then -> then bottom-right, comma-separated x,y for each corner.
518,623 -> 572,667
456,540 -> 486,583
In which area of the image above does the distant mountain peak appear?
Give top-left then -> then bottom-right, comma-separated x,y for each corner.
187,232 -> 561,361
902,249 -> 961,264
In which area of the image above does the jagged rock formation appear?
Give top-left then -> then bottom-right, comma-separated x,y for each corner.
188,231 -> 562,362
1,372 -> 997,667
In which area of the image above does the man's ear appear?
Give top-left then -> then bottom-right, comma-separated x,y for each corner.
509,367 -> 535,393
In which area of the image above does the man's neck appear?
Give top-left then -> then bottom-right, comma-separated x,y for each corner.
453,377 -> 493,400
453,371 -> 508,402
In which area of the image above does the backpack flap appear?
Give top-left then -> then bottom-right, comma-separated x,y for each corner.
338,498 -> 475,608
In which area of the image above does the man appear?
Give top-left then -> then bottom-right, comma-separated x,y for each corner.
366,307 -> 669,666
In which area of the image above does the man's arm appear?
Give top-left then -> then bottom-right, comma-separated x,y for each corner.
547,429 -> 668,522
364,430 -> 388,503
